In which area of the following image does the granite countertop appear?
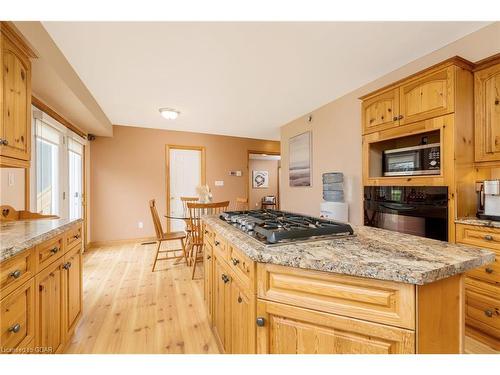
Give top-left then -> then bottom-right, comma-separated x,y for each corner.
202,216 -> 495,285
456,217 -> 500,229
0,218 -> 83,262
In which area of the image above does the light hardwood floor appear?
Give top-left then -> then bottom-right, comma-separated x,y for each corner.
66,241 -> 498,354
65,241 -> 220,353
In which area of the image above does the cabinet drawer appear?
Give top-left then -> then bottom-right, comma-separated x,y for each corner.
0,248 -> 35,299
468,252 -> 500,285
465,288 -> 500,340
456,224 -> 500,251
0,279 -> 35,353
228,244 -> 255,291
257,263 -> 415,330
65,224 -> 82,249
213,234 -> 228,260
203,224 -> 215,245
35,235 -> 64,271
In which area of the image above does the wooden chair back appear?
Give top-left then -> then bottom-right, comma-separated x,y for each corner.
149,199 -> 164,240
180,196 -> 199,217
234,197 -> 248,211
187,201 -> 230,245
0,205 -> 58,221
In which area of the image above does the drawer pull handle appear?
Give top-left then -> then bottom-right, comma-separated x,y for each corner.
8,323 -> 21,333
256,317 -> 265,327
9,270 -> 22,279
73,234 -> 81,239
485,267 -> 494,274
214,241 -> 220,246
63,262 -> 72,270
231,257 -> 240,266
237,296 -> 242,303
204,230 -> 209,234
206,255 -> 211,260
50,247 -> 59,254
484,235 -> 493,241
484,309 -> 493,318
221,274 -> 229,283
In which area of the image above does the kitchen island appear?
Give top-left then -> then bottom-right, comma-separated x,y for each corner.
201,214 -> 495,354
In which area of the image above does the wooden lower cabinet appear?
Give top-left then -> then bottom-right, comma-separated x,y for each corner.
0,222 -> 83,354
35,258 -> 65,353
203,239 -> 214,323
229,277 -> 255,354
213,255 -> 231,352
256,300 -> 415,354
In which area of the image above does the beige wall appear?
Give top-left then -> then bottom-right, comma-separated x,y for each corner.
280,22 -> 500,224
248,159 -> 279,209
89,125 -> 279,243
0,168 -> 25,210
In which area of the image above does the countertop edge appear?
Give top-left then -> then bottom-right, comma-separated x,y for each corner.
203,216 -> 495,285
0,218 -> 83,263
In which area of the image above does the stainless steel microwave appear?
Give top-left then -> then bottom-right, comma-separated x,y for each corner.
383,143 -> 440,177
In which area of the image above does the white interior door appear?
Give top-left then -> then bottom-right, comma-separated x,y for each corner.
169,148 -> 202,231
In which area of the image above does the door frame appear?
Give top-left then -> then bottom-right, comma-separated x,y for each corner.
246,150 -> 281,210
165,144 -> 206,231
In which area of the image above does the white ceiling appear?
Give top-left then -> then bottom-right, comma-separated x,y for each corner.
42,22 -> 489,140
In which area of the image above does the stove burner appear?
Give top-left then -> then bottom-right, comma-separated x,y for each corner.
220,210 -> 354,245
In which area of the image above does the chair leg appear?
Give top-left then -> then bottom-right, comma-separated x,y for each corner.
191,245 -> 200,279
180,237 -> 189,265
152,240 -> 161,272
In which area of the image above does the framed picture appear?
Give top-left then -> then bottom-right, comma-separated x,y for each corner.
252,170 -> 269,188
289,131 -> 312,187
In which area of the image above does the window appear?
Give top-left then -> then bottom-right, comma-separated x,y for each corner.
31,107 -> 86,219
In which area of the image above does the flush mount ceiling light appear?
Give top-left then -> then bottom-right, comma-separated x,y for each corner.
159,108 -> 180,120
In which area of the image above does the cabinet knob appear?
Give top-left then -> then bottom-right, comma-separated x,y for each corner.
214,241 -> 220,246
50,246 -> 59,254
256,317 -> 265,327
1,139 -> 9,146
74,234 -> 81,239
484,309 -> 493,318
398,115 -> 404,120
237,296 -> 243,303
221,274 -> 229,283
393,116 -> 398,121
63,262 -> 72,270
231,257 -> 240,266
485,267 -> 494,274
8,323 -> 21,333
9,270 -> 22,279
206,255 -> 211,260
484,235 -> 493,241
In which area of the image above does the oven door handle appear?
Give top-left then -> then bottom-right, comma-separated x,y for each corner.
379,203 -> 417,211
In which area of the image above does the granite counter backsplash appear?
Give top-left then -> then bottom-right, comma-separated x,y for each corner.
0,218 -> 83,262
456,217 -> 500,229
202,216 -> 495,285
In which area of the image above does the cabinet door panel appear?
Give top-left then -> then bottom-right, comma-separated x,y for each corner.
203,240 -> 213,323
63,247 -> 82,337
362,87 -> 399,134
256,300 -> 414,354
35,261 -> 64,353
1,35 -> 30,161
213,256 -> 231,352
230,281 -> 254,353
399,67 -> 454,125
475,63 -> 500,162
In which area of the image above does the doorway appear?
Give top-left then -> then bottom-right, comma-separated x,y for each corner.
247,151 -> 281,210
166,145 -> 206,231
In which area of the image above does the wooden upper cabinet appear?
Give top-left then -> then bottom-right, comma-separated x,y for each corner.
399,67 -> 454,126
362,87 -> 399,134
474,61 -> 500,163
0,31 -> 32,161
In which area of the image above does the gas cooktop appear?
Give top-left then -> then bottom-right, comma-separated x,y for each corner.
219,210 -> 354,245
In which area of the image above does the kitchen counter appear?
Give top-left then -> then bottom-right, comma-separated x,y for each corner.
202,215 -> 495,285
0,218 -> 83,262
456,217 -> 500,229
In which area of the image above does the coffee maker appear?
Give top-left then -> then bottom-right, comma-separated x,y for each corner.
477,180 -> 500,221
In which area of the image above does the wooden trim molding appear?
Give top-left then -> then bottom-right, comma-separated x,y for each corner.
473,52 -> 500,71
0,21 -> 38,59
31,96 -> 87,138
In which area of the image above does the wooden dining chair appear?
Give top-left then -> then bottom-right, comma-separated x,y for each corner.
149,199 -> 187,272
234,197 -> 248,211
187,201 -> 230,279
180,197 -> 199,265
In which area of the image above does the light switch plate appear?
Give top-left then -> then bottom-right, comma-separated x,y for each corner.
215,180 -> 224,186
8,172 -> 14,187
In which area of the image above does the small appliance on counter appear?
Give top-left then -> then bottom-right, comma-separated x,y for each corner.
383,143 -> 440,176
477,180 -> 500,221
321,172 -> 348,222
